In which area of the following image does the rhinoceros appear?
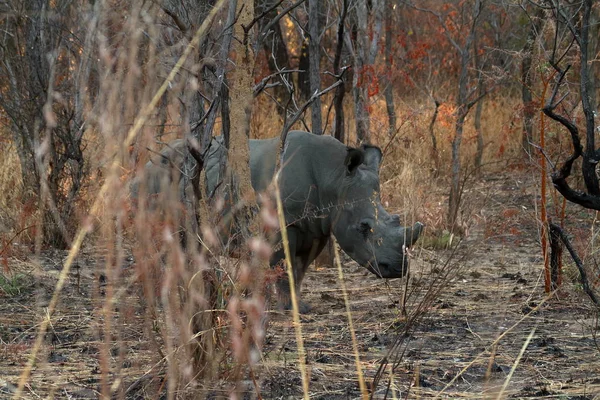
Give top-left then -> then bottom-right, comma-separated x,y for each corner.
132,131 -> 423,310
203,131 -> 423,310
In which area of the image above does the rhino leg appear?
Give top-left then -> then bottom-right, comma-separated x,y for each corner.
273,228 -> 311,313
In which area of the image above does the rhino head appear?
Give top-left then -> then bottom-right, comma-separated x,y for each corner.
330,145 -> 423,278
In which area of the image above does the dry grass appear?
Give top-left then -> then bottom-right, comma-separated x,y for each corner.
0,136 -> 27,237
1,127 -> 600,399
1,2 -> 599,399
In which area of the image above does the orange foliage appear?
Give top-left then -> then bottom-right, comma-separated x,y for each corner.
438,103 -> 457,129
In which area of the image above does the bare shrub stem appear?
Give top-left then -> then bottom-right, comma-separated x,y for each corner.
333,237 -> 368,399
13,1 -> 227,396
274,174 -> 309,399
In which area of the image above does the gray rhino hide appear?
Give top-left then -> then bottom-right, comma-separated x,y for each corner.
203,131 -> 423,310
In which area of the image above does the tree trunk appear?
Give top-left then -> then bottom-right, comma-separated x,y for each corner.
228,0 -> 256,206
352,0 -> 370,142
448,106 -> 467,232
298,38 -> 311,101
368,0 -> 384,65
473,23 -> 484,174
181,85 -> 204,244
473,82 -> 484,174
384,0 -> 396,136
447,0 -> 481,233
309,0 -> 322,134
429,99 -> 440,176
202,2 -> 237,186
257,0 -> 291,117
332,0 -> 348,143
587,3 -> 599,114
448,45 -> 470,231
580,0 -> 599,196
521,8 -> 540,157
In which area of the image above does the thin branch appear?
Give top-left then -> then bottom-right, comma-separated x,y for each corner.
253,69 -> 302,97
528,142 -> 557,170
190,98 -> 217,132
555,0 -> 584,48
279,68 -> 347,157
282,68 -> 347,135
465,86 -> 491,112
549,223 -> 599,306
541,63 -> 591,207
160,5 -> 189,33
260,0 -> 307,40
0,225 -> 37,257
244,0 -> 286,35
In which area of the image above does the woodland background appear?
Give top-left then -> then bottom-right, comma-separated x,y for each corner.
1,0 -> 600,399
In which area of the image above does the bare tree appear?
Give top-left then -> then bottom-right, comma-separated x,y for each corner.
161,2 -> 216,243
256,0 -> 293,117
384,0 -> 397,136
333,0 -> 349,143
228,0 -> 258,213
543,0 -> 600,208
0,0 -> 94,247
472,23 -> 485,174
538,0 -> 600,304
309,0 -> 323,134
410,0 -> 484,231
521,6 -> 543,158
350,0 -> 371,142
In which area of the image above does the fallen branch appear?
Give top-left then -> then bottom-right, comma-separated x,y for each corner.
549,222 -> 599,306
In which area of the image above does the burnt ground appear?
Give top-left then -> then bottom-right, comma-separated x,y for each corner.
1,172 -> 600,399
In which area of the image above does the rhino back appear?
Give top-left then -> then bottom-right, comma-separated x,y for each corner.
277,132 -> 348,230
131,139 -> 187,198
206,131 -> 347,209
249,136 -> 279,192
248,131 -> 348,203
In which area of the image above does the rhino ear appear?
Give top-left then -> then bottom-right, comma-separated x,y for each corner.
345,147 -> 364,175
361,145 -> 383,170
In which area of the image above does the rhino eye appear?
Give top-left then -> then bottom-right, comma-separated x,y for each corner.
358,221 -> 372,239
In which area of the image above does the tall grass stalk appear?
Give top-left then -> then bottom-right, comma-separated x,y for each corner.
13,2 -> 227,397
274,173 -> 309,399
333,236 -> 368,399
496,327 -> 536,400
435,294 -> 552,397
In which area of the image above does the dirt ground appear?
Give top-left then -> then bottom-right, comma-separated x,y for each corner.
1,172 -> 599,399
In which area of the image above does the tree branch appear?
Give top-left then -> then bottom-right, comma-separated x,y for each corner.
260,0 -> 307,40
161,5 -> 189,33
539,63 -> 600,208
253,69 -> 302,97
280,67 -> 347,149
549,223 -> 599,306
244,0 -> 286,35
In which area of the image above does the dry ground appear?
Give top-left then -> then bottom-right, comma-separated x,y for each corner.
1,171 -> 599,399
